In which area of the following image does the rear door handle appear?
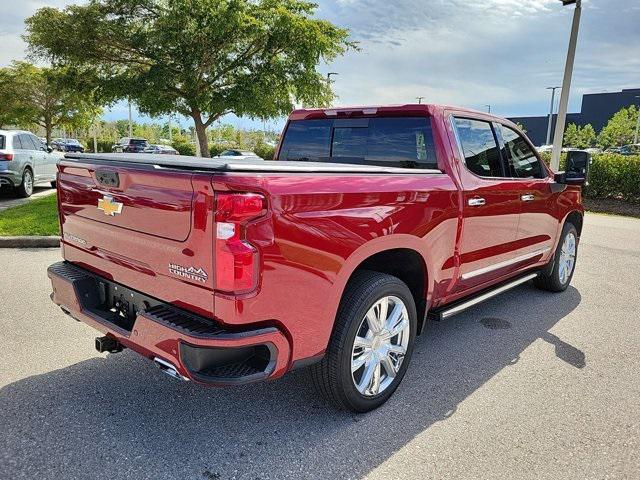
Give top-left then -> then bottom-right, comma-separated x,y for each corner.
468,197 -> 486,207
521,194 -> 535,202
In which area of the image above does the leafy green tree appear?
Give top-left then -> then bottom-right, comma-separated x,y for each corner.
0,69 -> 22,129
597,105 -> 638,149
26,0 -> 354,157
1,62 -> 100,144
563,123 -> 596,149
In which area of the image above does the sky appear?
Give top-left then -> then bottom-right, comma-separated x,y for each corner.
1,0 -> 639,130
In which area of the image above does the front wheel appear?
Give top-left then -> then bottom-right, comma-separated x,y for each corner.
535,222 -> 578,292
310,271 -> 417,412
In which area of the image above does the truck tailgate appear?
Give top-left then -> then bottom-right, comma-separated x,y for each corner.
57,159 -> 216,317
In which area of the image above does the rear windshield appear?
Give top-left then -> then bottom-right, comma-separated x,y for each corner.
0,135 -> 4,149
278,117 -> 439,169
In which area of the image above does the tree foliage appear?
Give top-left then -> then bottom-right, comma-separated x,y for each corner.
0,62 -> 100,143
563,122 -> 596,149
597,105 -> 638,149
25,0 -> 354,156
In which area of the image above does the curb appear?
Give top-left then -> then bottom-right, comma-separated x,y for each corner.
0,236 -> 60,248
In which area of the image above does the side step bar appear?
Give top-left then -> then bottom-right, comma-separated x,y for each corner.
429,272 -> 539,321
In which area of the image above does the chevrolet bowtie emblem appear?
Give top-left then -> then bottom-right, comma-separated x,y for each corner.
97,195 -> 123,216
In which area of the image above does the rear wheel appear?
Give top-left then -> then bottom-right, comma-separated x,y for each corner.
310,271 -> 417,412
534,222 -> 578,292
15,168 -> 34,198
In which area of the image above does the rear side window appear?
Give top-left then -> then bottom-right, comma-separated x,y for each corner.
453,118 -> 503,177
0,135 -> 5,149
278,117 -> 438,169
131,139 -> 148,146
498,125 -> 546,179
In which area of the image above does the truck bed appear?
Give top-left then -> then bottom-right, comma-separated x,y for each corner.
64,153 -> 443,175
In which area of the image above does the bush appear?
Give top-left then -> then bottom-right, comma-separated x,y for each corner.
172,141 -> 195,156
253,142 -> 275,160
540,152 -> 640,203
80,139 -> 115,153
209,143 -> 228,157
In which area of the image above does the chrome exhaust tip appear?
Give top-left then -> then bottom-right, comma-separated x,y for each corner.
153,357 -> 189,381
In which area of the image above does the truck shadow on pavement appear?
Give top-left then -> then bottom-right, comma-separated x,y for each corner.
0,284 -> 582,480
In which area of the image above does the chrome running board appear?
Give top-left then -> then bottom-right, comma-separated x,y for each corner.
430,272 -> 539,321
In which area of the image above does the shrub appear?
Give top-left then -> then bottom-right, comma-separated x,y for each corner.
81,139 -> 115,153
253,142 -> 276,160
539,152 -> 640,203
172,141 -> 195,156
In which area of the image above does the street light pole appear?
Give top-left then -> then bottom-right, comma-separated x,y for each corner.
128,100 -> 133,137
634,96 -> 640,144
485,104 -> 491,113
551,0 -> 582,171
416,96 -> 425,104
168,115 -> 172,144
546,86 -> 561,145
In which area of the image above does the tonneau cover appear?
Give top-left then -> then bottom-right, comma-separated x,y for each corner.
64,153 -> 442,175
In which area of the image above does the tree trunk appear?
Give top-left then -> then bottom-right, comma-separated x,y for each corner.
45,118 -> 53,146
192,112 -> 210,158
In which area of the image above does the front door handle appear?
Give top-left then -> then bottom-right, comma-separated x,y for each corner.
468,197 -> 486,207
521,194 -> 535,202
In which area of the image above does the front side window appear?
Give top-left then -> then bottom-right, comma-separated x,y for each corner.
278,117 -> 438,169
453,118 -> 503,177
499,125 -> 546,179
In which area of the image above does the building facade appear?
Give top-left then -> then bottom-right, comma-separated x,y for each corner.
509,88 -> 640,146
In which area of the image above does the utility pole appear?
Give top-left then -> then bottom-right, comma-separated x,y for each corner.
551,0 -> 582,171
485,104 -> 491,113
168,115 -> 172,144
634,96 -> 640,144
545,86 -> 561,145
416,96 -> 425,104
128,100 -> 133,137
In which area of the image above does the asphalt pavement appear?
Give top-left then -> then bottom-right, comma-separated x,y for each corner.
0,213 -> 638,480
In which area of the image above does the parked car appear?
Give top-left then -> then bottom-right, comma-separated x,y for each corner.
143,144 -> 179,155
51,138 -> 85,153
112,137 -> 149,153
48,104 -> 585,411
605,146 -> 623,154
619,144 -> 640,155
536,144 -> 553,153
0,130 -> 59,197
215,149 -> 262,160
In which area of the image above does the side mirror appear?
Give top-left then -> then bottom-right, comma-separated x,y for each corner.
560,149 -> 591,186
47,146 -> 53,153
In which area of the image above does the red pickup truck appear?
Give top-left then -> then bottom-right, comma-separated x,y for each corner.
48,104 -> 586,412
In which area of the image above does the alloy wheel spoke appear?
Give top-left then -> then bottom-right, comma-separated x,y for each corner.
388,317 -> 409,338
353,335 -> 373,350
366,307 -> 383,333
358,357 -> 378,393
385,303 -> 404,331
352,350 -> 371,373
380,353 -> 397,379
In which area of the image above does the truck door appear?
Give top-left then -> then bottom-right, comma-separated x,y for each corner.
494,123 -> 558,263
449,116 -> 524,293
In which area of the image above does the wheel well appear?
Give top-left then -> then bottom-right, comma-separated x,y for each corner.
566,211 -> 583,238
351,248 -> 428,334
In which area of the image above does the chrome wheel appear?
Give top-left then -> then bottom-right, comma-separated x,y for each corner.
351,295 -> 410,397
559,232 -> 576,284
23,170 -> 33,196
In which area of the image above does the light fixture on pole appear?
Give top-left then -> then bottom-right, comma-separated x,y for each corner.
326,72 -> 339,83
416,96 -> 425,104
545,86 -> 561,145
550,0 -> 582,171
485,104 -> 491,113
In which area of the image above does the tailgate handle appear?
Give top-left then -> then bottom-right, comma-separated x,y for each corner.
96,170 -> 120,188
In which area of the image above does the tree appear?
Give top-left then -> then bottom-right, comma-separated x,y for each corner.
1,62 -> 100,143
563,123 -> 596,149
26,0 -> 354,157
0,69 -> 22,129
597,105 -> 638,149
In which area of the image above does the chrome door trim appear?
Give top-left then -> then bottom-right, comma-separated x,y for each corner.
461,247 -> 551,280
521,194 -> 535,202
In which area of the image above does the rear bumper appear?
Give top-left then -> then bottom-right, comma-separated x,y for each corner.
48,261 -> 291,385
0,169 -> 20,186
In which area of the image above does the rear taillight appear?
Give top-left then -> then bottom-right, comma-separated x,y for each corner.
0,153 -> 13,161
214,192 -> 266,293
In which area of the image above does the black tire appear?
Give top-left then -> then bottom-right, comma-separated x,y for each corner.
534,222 -> 578,292
15,168 -> 34,198
310,271 -> 417,412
